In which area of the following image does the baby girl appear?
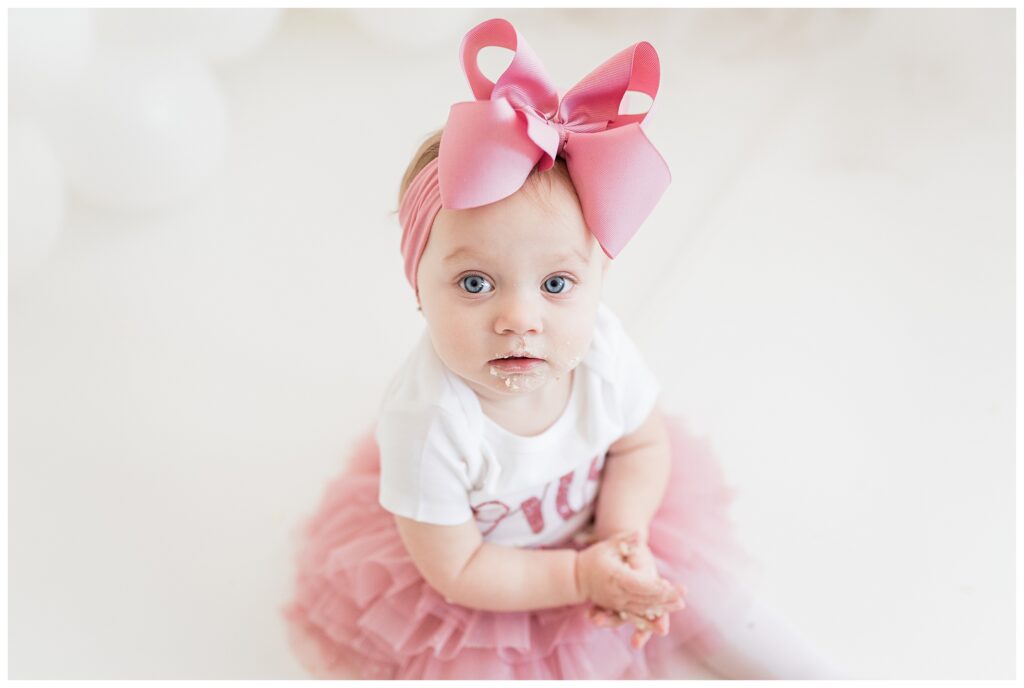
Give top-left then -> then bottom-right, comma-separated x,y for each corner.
283,17 -> 844,680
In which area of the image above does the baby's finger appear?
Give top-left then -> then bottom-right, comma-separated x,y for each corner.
616,573 -> 681,604
623,594 -> 686,622
589,607 -> 619,627
614,532 -> 643,558
621,603 -> 668,622
614,566 -> 673,591
667,595 -> 687,611
620,610 -> 658,636
621,544 -> 648,566
606,610 -> 631,627
653,614 -> 670,636
619,596 -> 676,619
631,627 -> 654,649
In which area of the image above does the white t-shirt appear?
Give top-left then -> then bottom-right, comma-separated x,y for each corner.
375,303 -> 660,549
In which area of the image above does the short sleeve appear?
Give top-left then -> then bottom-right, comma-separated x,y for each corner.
376,404 -> 476,526
615,327 -> 661,434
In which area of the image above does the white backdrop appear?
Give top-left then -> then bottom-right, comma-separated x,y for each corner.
8,8 -> 1014,679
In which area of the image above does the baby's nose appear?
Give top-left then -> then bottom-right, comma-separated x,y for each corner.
494,293 -> 542,336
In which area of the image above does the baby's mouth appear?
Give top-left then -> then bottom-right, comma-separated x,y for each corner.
487,354 -> 545,373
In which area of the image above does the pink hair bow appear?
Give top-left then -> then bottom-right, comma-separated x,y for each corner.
440,17 -> 671,258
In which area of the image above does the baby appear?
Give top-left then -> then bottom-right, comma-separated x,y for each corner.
388,138 -> 683,645
284,17 -> 844,680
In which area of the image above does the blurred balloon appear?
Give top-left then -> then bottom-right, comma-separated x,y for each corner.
50,50 -> 227,212
95,9 -> 283,63
9,9 -> 96,116
9,120 -> 66,283
346,9 -> 481,50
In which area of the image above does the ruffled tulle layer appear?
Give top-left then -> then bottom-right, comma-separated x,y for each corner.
282,414 -> 758,679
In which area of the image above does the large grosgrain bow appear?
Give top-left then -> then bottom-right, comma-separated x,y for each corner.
439,18 -> 672,258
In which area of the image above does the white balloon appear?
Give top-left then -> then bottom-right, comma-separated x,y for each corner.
190,9 -> 283,63
51,49 -> 227,212
9,120 -> 66,284
96,9 -> 283,63
9,9 -> 96,116
346,9 -> 482,50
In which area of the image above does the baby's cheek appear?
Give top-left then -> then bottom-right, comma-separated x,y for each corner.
549,337 -> 589,377
426,310 -> 477,371
458,337 -> 482,369
550,302 -> 599,371
447,321 -> 479,367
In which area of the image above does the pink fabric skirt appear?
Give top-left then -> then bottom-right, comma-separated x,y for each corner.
281,414 -> 759,679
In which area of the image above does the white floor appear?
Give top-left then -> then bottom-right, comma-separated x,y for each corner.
9,9 -> 1014,679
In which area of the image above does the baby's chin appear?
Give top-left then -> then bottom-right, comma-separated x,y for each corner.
486,367 -> 551,393
483,359 -> 579,394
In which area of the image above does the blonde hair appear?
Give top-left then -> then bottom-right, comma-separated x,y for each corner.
392,128 -> 578,217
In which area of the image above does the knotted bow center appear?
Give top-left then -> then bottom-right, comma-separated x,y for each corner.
548,118 -> 570,157
546,113 -> 610,159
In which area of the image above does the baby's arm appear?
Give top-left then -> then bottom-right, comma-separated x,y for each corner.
394,514 -> 681,614
587,410 -> 675,646
592,408 -> 671,545
394,515 -> 580,611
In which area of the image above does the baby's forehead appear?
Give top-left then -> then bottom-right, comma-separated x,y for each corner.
438,183 -> 589,243
441,232 -> 594,265
436,212 -> 594,261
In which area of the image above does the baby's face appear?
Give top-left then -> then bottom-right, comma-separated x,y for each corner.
417,180 -> 606,401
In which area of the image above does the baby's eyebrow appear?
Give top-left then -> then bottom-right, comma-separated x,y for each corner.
443,246 -> 590,264
550,248 -> 591,265
443,247 -> 489,263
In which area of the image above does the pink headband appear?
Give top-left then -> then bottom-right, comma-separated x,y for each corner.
399,17 -> 671,293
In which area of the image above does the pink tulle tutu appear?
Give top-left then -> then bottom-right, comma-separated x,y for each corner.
282,414 -> 759,679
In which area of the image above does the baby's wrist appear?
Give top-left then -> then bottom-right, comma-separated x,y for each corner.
573,550 -> 589,603
593,524 -> 649,546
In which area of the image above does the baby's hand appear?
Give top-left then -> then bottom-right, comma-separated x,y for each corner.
588,604 -> 672,648
576,531 -> 683,622
619,533 -> 660,580
585,536 -> 686,648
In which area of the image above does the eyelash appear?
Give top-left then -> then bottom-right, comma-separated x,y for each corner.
541,273 -> 576,295
456,273 -> 578,295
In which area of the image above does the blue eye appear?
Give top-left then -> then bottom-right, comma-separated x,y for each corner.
460,274 -> 493,294
542,275 -> 574,294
